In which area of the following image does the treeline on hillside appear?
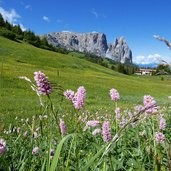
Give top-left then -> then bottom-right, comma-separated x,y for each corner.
84,52 -> 139,75
0,13 -> 138,75
0,13 -> 68,54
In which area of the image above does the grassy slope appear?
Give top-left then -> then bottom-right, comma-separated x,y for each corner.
0,36 -> 171,124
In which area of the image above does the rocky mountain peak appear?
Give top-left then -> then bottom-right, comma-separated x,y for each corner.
113,38 -> 118,48
45,31 -> 132,64
119,36 -> 126,44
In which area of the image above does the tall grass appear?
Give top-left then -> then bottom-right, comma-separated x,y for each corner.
0,72 -> 170,170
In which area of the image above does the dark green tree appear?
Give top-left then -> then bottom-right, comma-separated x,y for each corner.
23,30 -> 34,42
12,25 -> 23,35
12,25 -> 23,39
41,37 -> 49,46
5,21 -> 12,30
0,27 -> 16,40
0,13 -> 5,27
156,64 -> 170,73
23,30 -> 42,47
117,63 -> 125,73
33,36 -> 41,47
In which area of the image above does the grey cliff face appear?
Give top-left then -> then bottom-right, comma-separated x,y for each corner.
45,31 -> 132,64
106,37 -> 132,63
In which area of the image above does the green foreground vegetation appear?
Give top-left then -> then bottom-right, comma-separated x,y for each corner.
0,36 -> 171,124
0,36 -> 171,170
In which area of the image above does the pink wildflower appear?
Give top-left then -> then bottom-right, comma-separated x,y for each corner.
102,121 -> 112,142
159,117 -> 166,130
134,105 -> 144,112
72,86 -> 86,110
110,88 -> 120,101
168,96 -> 171,99
32,146 -> 39,155
34,71 -> 52,95
119,118 -> 128,128
84,120 -> 100,131
155,132 -> 165,144
115,107 -> 121,120
34,132 -> 38,139
23,131 -> 28,137
17,127 -> 21,134
128,111 -> 133,119
81,117 -> 87,123
59,119 -> 67,136
92,128 -> 101,136
143,95 -> 156,106
86,120 -> 100,127
64,90 -> 75,101
143,95 -> 158,114
0,139 -> 6,155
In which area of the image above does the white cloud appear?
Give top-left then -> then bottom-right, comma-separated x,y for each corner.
20,1 -> 32,10
0,7 -> 20,23
92,31 -> 98,33
19,23 -> 26,31
43,16 -> 50,22
133,54 -> 163,64
91,8 -> 98,18
62,30 -> 71,33
25,5 -> 32,10
13,23 -> 26,31
90,8 -> 106,19
0,6 -> 27,30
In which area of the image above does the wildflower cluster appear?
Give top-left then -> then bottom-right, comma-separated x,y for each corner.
34,71 -> 52,95
59,118 -> 67,136
155,132 -> 165,144
155,115 -> 167,144
83,119 -> 112,142
32,146 -> 39,155
159,116 -> 166,130
0,71 -> 169,170
83,120 -> 100,131
102,121 -> 112,142
64,90 -> 75,101
110,88 -> 120,101
64,86 -> 86,110
143,95 -> 158,114
0,139 -> 6,155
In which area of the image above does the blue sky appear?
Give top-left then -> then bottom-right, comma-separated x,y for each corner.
1,0 -> 171,64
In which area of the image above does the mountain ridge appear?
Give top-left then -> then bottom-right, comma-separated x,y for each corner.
45,31 -> 132,64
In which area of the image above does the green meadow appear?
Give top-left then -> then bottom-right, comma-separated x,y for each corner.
0,36 -> 171,170
0,36 -> 171,125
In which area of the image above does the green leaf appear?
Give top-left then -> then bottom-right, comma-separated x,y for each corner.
50,134 -> 75,171
41,159 -> 46,171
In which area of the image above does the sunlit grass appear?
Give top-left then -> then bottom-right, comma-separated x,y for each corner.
0,36 -> 171,125
0,39 -> 170,170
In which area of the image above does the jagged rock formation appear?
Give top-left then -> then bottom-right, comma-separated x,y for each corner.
106,37 -> 132,63
45,31 -> 132,63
